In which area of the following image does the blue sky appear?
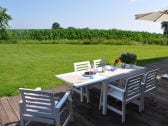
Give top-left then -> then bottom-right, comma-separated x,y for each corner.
1,0 -> 168,33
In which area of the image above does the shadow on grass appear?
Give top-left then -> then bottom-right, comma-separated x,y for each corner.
137,56 -> 168,66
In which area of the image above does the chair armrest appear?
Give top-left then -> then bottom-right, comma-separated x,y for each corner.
109,81 -> 120,85
109,79 -> 125,87
55,91 -> 71,109
108,84 -> 125,93
19,100 -> 23,113
34,87 -> 41,91
19,100 -> 23,104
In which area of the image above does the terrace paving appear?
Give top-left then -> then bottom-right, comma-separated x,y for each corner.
0,59 -> 168,126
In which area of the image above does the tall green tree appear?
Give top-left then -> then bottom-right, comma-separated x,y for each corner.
161,22 -> 168,34
0,6 -> 12,40
0,6 -> 12,29
52,22 -> 61,30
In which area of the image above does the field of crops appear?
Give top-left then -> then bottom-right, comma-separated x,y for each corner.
1,28 -> 168,45
0,43 -> 168,97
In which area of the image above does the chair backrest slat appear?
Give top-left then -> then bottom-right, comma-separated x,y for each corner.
25,101 -> 52,108
24,98 -> 51,104
93,59 -> 102,68
127,83 -> 140,90
20,88 -> 56,118
24,93 -> 50,98
125,74 -> 143,101
74,61 -> 91,72
26,106 -> 52,113
144,69 -> 158,92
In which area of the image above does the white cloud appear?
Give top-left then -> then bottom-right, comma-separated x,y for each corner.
129,0 -> 138,2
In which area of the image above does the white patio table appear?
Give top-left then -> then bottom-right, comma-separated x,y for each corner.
55,65 -> 145,115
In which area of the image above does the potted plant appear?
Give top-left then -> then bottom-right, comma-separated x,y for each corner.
113,58 -> 121,67
119,53 -> 137,67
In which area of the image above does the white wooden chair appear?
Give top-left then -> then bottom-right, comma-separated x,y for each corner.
93,59 -> 102,68
73,61 -> 91,102
74,61 -> 91,72
92,59 -> 103,89
99,74 -> 144,123
19,88 -> 73,126
142,68 -> 159,105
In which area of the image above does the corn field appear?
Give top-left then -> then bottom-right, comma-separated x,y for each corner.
0,28 -> 168,45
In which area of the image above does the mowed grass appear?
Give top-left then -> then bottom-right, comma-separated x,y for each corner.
0,44 -> 168,97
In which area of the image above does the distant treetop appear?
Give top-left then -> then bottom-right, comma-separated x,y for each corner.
51,22 -> 62,30
0,6 -> 12,29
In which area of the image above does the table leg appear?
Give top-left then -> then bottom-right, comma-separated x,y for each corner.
139,86 -> 144,112
86,87 -> 90,103
80,87 -> 84,102
102,81 -> 108,115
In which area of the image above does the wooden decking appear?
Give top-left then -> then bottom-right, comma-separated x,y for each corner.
1,59 -> 168,126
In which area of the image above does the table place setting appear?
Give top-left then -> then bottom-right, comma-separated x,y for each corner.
56,73 -> 90,84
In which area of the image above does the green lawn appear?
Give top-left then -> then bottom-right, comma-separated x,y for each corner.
0,44 -> 168,97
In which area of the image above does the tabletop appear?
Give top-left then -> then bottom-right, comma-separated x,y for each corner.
55,65 -> 145,88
